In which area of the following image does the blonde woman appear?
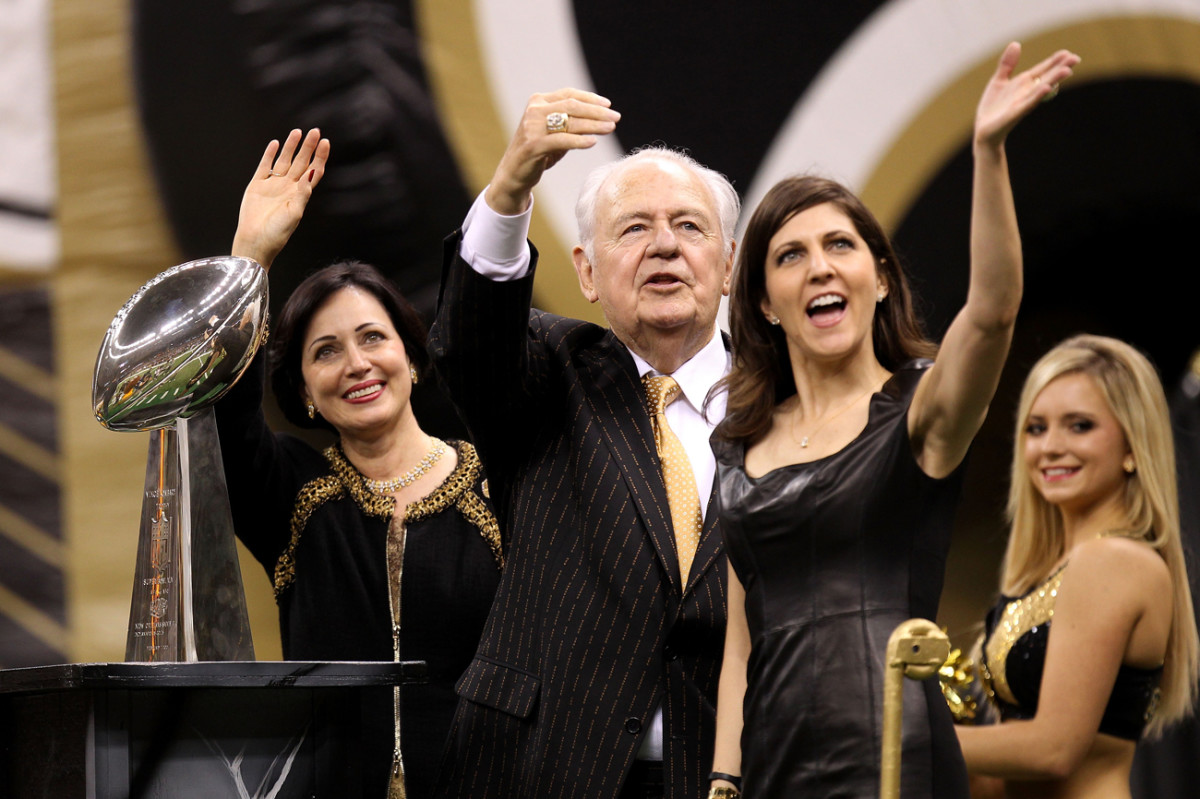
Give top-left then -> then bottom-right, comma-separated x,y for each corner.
958,335 -> 1199,798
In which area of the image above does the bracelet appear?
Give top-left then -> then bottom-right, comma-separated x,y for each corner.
708,772 -> 742,790
706,787 -> 740,799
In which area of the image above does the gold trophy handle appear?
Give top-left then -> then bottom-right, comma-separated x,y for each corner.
880,619 -> 950,799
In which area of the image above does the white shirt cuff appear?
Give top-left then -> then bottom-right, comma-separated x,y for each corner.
461,188 -> 534,281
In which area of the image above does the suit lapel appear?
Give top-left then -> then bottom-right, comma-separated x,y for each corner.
681,330 -> 732,596
683,482 -> 723,595
577,333 -> 682,595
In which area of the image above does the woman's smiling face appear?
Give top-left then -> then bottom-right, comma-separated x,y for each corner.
760,202 -> 886,365
300,286 -> 413,439
1023,371 -> 1131,517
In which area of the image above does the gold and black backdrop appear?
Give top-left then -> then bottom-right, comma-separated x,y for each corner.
2,0 -> 1200,792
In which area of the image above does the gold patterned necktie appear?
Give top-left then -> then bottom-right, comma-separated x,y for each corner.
642,374 -> 703,582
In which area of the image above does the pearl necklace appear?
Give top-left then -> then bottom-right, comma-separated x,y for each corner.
363,438 -> 447,494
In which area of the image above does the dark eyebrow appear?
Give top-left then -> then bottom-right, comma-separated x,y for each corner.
307,334 -> 336,352
307,322 -> 385,353
770,227 -> 857,258
770,238 -> 804,257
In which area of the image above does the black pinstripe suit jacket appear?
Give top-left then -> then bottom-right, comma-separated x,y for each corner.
428,233 -> 728,799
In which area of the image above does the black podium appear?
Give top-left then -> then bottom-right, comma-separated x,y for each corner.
0,661 -> 425,798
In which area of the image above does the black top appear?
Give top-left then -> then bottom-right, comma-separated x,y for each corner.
215,352 -> 503,797
982,565 -> 1163,741
713,360 -> 969,798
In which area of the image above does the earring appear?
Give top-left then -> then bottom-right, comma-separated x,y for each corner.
306,400 -> 316,420
410,365 -> 420,384
876,290 -> 887,303
1123,455 -> 1136,474
768,315 -> 781,326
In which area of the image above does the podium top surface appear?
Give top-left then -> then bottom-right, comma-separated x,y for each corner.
0,661 -> 426,695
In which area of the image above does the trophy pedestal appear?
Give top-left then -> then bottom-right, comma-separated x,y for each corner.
127,409 -> 254,662
0,661 -> 425,798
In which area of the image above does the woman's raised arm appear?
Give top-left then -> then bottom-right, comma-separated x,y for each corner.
910,43 -> 1079,478
231,128 -> 330,270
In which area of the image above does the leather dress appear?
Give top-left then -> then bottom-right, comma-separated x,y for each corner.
714,361 -> 969,798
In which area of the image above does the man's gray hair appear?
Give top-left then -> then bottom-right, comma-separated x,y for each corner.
574,147 -> 740,262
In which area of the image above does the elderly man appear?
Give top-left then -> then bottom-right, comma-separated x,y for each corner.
429,88 -> 738,799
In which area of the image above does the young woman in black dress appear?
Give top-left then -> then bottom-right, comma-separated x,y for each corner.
707,43 -> 1079,799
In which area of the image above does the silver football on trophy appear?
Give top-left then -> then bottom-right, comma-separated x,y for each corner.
92,256 -> 269,431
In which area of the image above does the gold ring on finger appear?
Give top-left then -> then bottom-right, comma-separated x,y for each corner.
546,112 -> 569,133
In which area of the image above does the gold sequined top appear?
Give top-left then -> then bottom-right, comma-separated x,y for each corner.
274,438 -> 503,597
981,564 -> 1065,707
979,561 -> 1163,739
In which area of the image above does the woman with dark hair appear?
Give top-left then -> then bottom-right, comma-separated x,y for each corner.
706,43 -> 1079,799
216,129 -> 503,798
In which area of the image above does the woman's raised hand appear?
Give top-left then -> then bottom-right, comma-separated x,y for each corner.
975,42 -> 1080,150
232,128 -> 330,270
485,88 -> 620,216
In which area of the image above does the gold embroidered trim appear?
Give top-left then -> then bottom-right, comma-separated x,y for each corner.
325,445 -> 398,520
273,440 -> 503,598
403,441 -> 504,569
982,564 -> 1066,706
275,475 -> 345,597
456,488 -> 504,569
386,513 -> 409,797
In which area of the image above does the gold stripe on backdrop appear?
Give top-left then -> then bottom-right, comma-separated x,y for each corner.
52,0 -> 282,661
0,502 -> 64,568
0,345 -> 56,402
0,581 -> 69,654
0,421 -> 58,481
415,0 -> 604,325
862,16 -> 1200,231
